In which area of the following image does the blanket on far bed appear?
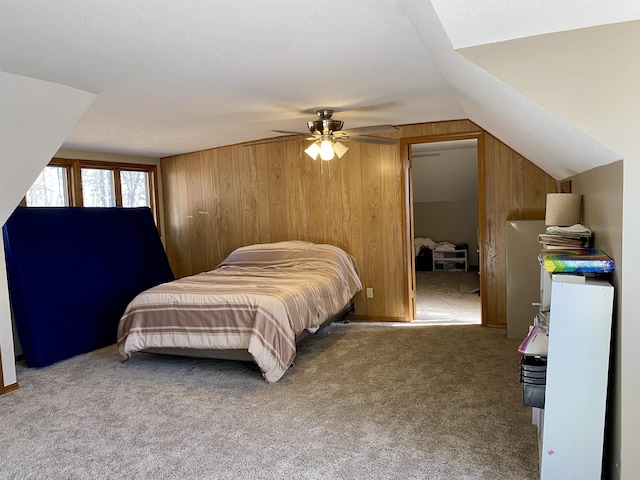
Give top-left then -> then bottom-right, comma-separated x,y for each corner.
117,241 -> 362,382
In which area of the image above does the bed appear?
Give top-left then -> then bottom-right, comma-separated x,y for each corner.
117,241 -> 362,382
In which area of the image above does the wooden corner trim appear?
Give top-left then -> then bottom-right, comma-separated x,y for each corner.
0,382 -> 19,395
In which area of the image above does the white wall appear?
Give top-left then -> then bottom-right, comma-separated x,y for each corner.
0,236 -> 15,387
454,21 -> 640,480
411,147 -> 478,203
413,200 -> 479,266
0,72 -> 95,387
621,137 -> 640,480
568,161 -> 623,476
55,148 -> 160,165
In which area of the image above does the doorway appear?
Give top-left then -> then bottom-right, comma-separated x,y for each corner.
402,133 -> 485,325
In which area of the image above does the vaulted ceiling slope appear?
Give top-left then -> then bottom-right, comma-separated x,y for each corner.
1,1 -> 638,179
0,72 -> 95,225
424,0 -> 640,179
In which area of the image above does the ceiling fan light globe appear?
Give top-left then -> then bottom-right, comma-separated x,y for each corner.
319,140 -> 335,160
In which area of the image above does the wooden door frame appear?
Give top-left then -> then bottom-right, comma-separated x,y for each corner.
400,131 -> 487,325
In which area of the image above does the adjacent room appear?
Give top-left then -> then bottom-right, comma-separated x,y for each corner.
411,140 -> 480,325
1,1 -> 638,479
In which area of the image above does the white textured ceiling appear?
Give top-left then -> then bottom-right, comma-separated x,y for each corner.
457,20 -> 640,163
431,0 -> 640,49
1,0 -> 638,175
0,0 -> 464,157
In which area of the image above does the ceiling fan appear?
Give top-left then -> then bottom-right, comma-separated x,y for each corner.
250,108 -> 399,161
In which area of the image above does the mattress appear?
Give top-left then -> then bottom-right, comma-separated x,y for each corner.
117,241 -> 362,382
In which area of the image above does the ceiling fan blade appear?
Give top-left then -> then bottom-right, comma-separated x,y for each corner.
338,124 -> 398,136
348,135 -> 398,145
243,136 -> 307,147
272,129 -> 309,136
302,101 -> 401,115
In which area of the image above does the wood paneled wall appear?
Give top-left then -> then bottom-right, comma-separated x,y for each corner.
479,128 -> 557,327
161,119 -> 556,325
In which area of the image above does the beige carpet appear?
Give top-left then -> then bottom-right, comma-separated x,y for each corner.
0,322 -> 538,479
415,271 -> 481,324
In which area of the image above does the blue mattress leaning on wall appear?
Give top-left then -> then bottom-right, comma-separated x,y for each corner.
2,207 -> 174,368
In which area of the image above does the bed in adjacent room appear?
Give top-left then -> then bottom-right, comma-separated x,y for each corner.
117,241 -> 362,382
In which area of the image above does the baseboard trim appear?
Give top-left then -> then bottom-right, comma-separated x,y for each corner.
347,315 -> 408,322
0,382 -> 19,395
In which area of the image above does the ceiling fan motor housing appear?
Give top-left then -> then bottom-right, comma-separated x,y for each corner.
307,109 -> 343,135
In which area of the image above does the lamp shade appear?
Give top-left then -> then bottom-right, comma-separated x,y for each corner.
304,142 -> 321,160
333,141 -> 348,159
304,139 -> 349,161
545,193 -> 582,226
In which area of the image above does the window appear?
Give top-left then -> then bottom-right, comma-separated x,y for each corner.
25,165 -> 70,207
81,168 -> 116,207
120,170 -> 151,208
24,158 -> 160,227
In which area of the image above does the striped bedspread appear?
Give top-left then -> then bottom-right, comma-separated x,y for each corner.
117,241 -> 362,382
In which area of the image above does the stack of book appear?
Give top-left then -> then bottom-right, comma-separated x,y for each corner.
538,224 -> 592,248
538,248 -> 614,274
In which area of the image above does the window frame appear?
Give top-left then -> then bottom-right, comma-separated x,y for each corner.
22,163 -> 73,208
24,158 -> 160,232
